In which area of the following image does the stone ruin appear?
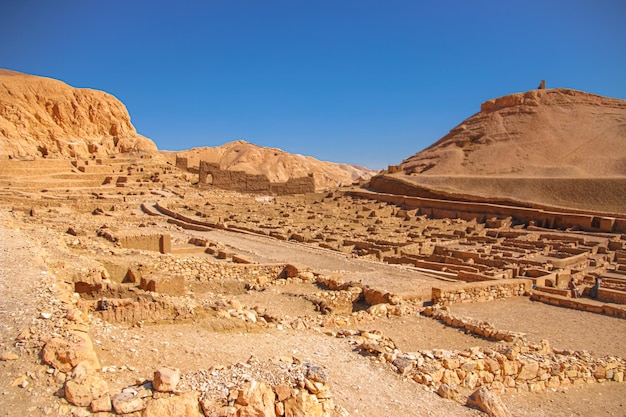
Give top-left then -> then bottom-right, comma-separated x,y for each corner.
175,156 -> 316,195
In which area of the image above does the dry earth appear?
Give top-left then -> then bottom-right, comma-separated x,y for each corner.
1,186 -> 625,416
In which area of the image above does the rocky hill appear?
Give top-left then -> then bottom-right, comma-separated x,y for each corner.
400,88 -> 626,177
0,69 -> 158,159
369,88 -> 626,214
162,140 -> 377,190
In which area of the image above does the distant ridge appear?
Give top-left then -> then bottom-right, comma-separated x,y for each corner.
161,140 -> 377,191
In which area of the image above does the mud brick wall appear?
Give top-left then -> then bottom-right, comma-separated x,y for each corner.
346,185 -> 626,233
270,174 -> 315,195
432,279 -> 532,305
199,161 -> 314,195
117,234 -> 171,254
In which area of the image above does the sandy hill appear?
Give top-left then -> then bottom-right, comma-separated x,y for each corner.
372,88 -> 626,214
0,69 -> 158,159
401,88 -> 626,177
162,141 -> 377,190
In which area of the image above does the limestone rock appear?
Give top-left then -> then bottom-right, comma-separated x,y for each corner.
0,69 -> 159,159
90,394 -> 112,413
42,331 -> 101,373
283,390 -> 324,417
143,392 -> 204,417
64,362 -> 109,407
0,352 -> 19,361
153,367 -> 180,392
111,391 -> 146,414
466,387 -> 511,417
437,383 -> 460,402
235,380 -> 276,417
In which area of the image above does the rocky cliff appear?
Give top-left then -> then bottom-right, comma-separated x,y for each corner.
162,140 -> 376,190
400,88 -> 626,178
0,69 -> 158,159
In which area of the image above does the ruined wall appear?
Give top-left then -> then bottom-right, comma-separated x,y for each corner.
270,174 -> 315,195
98,230 -> 171,254
346,189 -> 625,233
355,329 -> 625,395
175,156 -> 188,171
432,279 -> 532,305
198,161 -> 314,195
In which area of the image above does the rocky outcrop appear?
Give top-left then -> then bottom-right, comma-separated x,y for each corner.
0,69 -> 158,159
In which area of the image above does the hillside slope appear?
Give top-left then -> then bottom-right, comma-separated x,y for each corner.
401,88 -> 626,177
0,69 -> 158,159
372,88 -> 626,214
162,141 -> 376,190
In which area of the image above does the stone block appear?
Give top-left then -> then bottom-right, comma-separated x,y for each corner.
143,392 -> 203,417
153,367 -> 180,392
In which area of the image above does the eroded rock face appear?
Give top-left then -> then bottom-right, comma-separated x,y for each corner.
0,69 -> 158,159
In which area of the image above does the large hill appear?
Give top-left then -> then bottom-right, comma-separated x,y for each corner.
0,69 -> 158,159
372,88 -> 626,214
162,141 -> 376,190
401,88 -> 626,177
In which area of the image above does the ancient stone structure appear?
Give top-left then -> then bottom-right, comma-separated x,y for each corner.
198,161 -> 315,195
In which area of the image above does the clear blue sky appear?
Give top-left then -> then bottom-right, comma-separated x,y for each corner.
2,1 -> 625,169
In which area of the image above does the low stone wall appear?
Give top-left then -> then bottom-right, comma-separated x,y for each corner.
348,183 -> 626,233
597,288 -> 626,305
422,305 -> 527,343
350,330 -> 625,395
529,291 -> 626,318
432,279 -> 532,306
97,229 -> 171,254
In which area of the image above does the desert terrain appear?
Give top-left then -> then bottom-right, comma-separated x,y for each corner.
0,71 -> 625,417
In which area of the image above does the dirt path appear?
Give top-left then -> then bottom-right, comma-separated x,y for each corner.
0,212 -> 64,416
199,228 -> 448,299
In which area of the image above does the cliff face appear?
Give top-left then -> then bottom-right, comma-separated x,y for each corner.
401,88 -> 626,178
0,69 -> 158,159
162,140 -> 377,191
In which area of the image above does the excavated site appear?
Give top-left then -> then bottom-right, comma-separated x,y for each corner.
0,153 -> 625,417
1,71 -> 625,417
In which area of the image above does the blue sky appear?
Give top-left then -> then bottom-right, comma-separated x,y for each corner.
2,1 -> 625,169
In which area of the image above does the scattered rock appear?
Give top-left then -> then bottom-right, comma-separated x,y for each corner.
153,367 -> 181,392
467,387 -> 511,417
0,352 -> 19,361
143,391 -> 204,417
111,391 -> 146,414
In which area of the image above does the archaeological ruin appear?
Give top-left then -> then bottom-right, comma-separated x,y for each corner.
1,70 -> 625,416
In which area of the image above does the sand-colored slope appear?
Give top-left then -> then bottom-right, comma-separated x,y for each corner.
0,69 -> 158,159
401,88 -> 626,178
162,140 -> 376,190
374,88 -> 626,214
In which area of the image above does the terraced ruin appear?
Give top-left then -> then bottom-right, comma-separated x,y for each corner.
1,154 -> 625,417
1,70 -> 625,416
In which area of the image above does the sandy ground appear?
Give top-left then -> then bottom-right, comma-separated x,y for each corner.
1,209 -> 625,416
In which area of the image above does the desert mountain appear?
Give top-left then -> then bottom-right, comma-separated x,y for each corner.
401,88 -> 626,177
0,69 -> 158,159
162,141 -> 377,190
371,88 -> 626,214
